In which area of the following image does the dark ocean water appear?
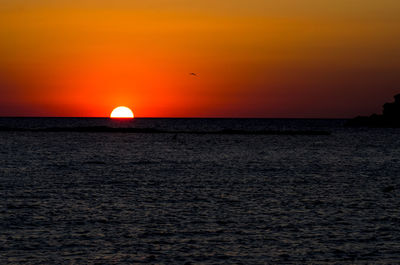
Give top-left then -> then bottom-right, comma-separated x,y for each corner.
1,118 -> 400,264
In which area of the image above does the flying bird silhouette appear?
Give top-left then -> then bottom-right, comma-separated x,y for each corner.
189,73 -> 199,77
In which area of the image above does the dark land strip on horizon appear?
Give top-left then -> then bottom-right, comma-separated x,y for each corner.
0,126 -> 331,135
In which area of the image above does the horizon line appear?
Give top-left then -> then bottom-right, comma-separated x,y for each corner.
0,116 -> 350,119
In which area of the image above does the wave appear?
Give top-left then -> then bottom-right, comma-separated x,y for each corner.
0,126 -> 330,135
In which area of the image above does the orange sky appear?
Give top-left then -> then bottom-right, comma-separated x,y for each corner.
0,0 -> 400,117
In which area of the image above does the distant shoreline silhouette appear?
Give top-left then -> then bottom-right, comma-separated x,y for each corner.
346,94 -> 400,127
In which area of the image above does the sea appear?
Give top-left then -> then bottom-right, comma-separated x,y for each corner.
1,118 -> 399,264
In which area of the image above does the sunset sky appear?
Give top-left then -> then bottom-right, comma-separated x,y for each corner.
1,0 -> 399,117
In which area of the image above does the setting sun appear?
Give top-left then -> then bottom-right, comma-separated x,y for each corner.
110,106 -> 134,119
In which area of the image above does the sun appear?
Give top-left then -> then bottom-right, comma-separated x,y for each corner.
110,106 -> 134,118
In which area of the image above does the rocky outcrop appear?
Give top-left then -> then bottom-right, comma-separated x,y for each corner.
346,94 -> 400,127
